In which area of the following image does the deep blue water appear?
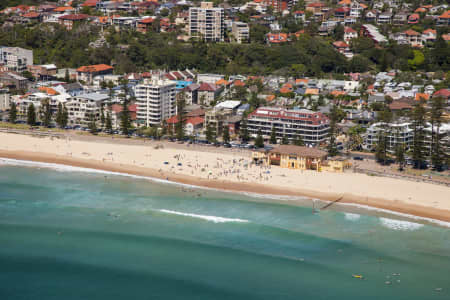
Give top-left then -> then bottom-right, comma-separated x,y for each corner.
0,160 -> 449,299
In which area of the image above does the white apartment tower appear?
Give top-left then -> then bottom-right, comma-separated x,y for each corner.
189,2 -> 224,42
135,78 -> 176,127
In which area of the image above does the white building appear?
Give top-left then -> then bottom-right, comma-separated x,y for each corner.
135,78 -> 176,127
189,2 -> 224,42
0,46 -> 33,72
0,88 -> 10,111
232,21 -> 249,44
65,93 -> 109,127
364,122 -> 414,153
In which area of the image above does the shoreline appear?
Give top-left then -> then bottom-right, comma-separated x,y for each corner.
1,149 -> 450,223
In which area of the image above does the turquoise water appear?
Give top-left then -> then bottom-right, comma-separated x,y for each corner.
0,161 -> 449,299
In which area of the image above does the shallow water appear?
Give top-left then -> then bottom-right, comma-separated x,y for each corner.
0,162 -> 449,299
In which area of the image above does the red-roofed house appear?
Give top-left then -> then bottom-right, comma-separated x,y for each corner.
107,103 -> 137,129
82,0 -> 98,8
76,64 -> 114,84
21,12 -> 41,22
402,29 -> 422,47
343,26 -> 357,42
333,41 -> 353,58
198,83 -> 223,106
294,10 -> 305,22
408,13 -> 420,24
433,89 -> 450,100
422,29 -> 437,44
58,14 -> 89,30
166,115 -> 204,135
415,93 -> 429,101
437,10 -> 450,26
137,17 -> 155,33
266,33 -> 288,44
335,7 -> 350,21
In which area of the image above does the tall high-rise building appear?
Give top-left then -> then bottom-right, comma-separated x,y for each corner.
189,2 -> 224,42
135,78 -> 177,127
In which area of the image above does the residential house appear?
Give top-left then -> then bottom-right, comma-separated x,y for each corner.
393,12 -> 408,25
166,115 -> 204,136
377,12 -> 392,24
408,13 -> 420,24
197,82 -> 222,106
27,64 -> 57,80
180,83 -> 200,105
365,10 -> 377,22
266,32 -> 289,44
294,10 -> 305,22
343,26 -> 357,42
58,14 -> 89,30
361,24 -> 388,44
437,10 -> 450,26
137,17 -> 155,33
334,7 -> 350,22
422,29 -> 436,44
333,41 -> 353,59
106,103 -> 137,129
76,64 -> 114,84
0,72 -> 28,90
402,29 -> 422,47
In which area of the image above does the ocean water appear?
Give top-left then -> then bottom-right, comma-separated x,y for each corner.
0,160 -> 449,300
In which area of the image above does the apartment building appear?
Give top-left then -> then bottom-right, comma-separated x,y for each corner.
135,78 -> 176,127
247,107 -> 330,145
65,93 -> 109,127
0,46 -> 33,72
0,88 -> 10,111
189,2 -> 224,42
232,21 -> 249,44
363,122 -> 414,153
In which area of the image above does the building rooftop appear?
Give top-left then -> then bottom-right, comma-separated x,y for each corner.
269,145 -> 327,158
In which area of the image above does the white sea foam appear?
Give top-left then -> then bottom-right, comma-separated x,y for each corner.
2,157 -> 450,229
159,209 -> 249,223
345,213 -> 361,221
379,217 -> 424,231
339,202 -> 450,228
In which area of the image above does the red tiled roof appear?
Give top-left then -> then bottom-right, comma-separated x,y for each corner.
266,33 -> 288,43
434,89 -> 450,98
187,116 -> 204,126
344,26 -> 356,33
59,14 -> 89,21
249,107 -> 328,126
198,82 -> 217,92
233,79 -> 245,87
294,10 -> 304,14
22,12 -> 40,18
415,93 -> 429,101
439,10 -> 450,19
403,29 -> 420,36
139,17 -> 155,24
82,0 -> 98,7
53,6 -> 75,12
333,41 -> 349,48
76,64 -> 113,73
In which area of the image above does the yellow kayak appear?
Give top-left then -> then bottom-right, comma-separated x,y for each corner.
352,274 -> 363,279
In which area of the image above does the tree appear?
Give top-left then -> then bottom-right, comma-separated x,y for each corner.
281,134 -> 289,145
292,135 -> 304,146
254,129 -> 264,148
411,100 -> 427,169
327,105 -> 339,156
375,131 -> 388,164
9,102 -> 17,124
205,123 -> 216,143
395,143 -> 405,171
100,104 -> 105,128
240,117 -> 250,143
270,126 -> 277,144
119,78 -> 131,136
56,102 -> 64,128
429,97 -> 445,171
222,125 -> 230,143
62,104 -> 68,128
105,112 -> 113,133
88,113 -> 97,134
175,92 -> 187,140
41,99 -> 52,127
27,103 -> 36,126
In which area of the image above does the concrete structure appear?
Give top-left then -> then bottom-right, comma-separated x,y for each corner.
247,107 -> 330,145
135,78 -> 177,127
189,2 -> 224,42
363,122 -> 414,153
76,64 -> 114,84
65,93 -> 109,127
0,46 -> 33,72
0,88 -> 10,111
232,21 -> 249,43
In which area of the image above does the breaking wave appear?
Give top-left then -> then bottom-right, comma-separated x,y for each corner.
159,209 -> 249,224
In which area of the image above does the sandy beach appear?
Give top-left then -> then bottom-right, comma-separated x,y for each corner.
1,132 -> 449,222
